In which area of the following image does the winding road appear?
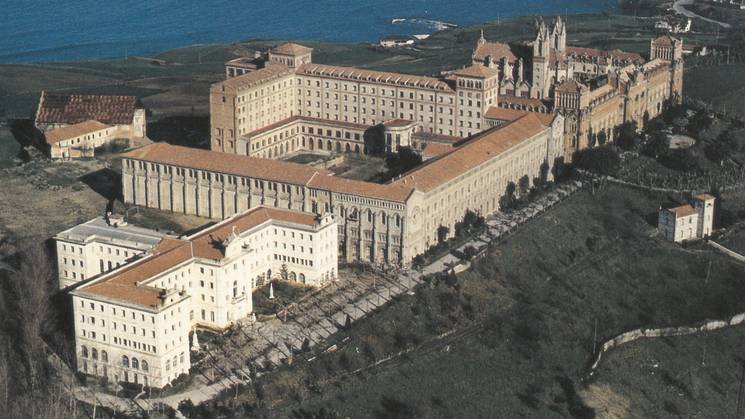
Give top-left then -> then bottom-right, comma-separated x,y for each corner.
673,0 -> 732,29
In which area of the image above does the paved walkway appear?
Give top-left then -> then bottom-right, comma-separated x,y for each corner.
67,180 -> 584,415
422,181 -> 584,275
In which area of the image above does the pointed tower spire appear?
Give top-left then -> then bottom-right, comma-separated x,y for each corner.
477,29 -> 486,47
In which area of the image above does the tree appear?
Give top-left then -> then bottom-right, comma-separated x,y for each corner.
642,131 -> 669,159
462,245 -> 479,260
437,225 -> 450,244
518,175 -> 530,197
572,146 -> 621,176
705,131 -> 737,165
385,146 -> 422,179
538,161 -> 550,187
614,121 -> 638,151
280,263 -> 289,281
11,244 -> 54,393
499,181 -> 518,211
597,130 -> 608,146
660,148 -> 698,172
363,124 -> 386,155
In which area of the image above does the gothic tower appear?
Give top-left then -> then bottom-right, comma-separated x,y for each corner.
531,18 -> 551,98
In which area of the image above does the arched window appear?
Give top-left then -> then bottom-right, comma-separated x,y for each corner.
101,351 -> 108,363
345,143 -> 351,153
267,269 -> 272,279
327,140 -> 332,150
141,360 -> 149,372
81,346 -> 89,358
122,355 -> 129,368
91,348 -> 98,360
289,272 -> 297,281
317,139 -> 323,149
299,273 -> 306,283
132,358 -> 139,370
233,280 -> 238,298
354,144 -> 360,153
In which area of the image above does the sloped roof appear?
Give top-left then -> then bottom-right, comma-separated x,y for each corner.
389,113 -> 548,193
45,120 -> 111,144
667,204 -> 697,218
422,143 -> 454,159
271,43 -> 314,56
121,143 -> 414,203
296,63 -> 453,92
451,64 -> 500,79
555,79 -> 587,94
652,35 -> 678,47
80,238 -> 192,308
188,207 -> 318,260
36,92 -> 139,126
217,64 -> 292,91
76,206 -> 322,308
473,41 -> 517,63
484,107 -> 531,122
566,47 -> 643,63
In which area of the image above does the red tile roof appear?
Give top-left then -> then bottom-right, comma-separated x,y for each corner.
555,79 -> 587,94
77,207 -> 322,307
217,64 -> 292,91
566,47 -> 643,63
45,120 -> 111,144
668,204 -> 697,218
36,92 -> 139,126
121,143 -> 415,203
296,63 -> 453,91
451,64 -> 499,79
484,107 -> 531,122
422,143 -> 454,159
389,113 -> 548,193
473,42 -> 517,64
271,43 -> 313,56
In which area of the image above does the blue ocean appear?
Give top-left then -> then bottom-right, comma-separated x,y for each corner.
0,0 -> 616,63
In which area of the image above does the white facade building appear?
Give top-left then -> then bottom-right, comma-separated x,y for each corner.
658,194 -> 715,243
69,206 -> 337,388
54,216 -> 168,289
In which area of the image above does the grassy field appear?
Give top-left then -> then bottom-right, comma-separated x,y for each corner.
685,63 -> 745,118
188,183 -> 745,418
589,325 -> 745,418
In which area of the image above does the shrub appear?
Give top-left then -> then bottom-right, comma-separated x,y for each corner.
572,146 -> 621,176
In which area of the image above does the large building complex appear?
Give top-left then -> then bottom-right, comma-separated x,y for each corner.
68,206 -> 337,387
473,18 -> 684,156
211,18 -> 682,162
121,110 -> 563,265
65,16 -> 687,390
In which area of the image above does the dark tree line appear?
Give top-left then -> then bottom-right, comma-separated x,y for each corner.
0,240 -> 79,418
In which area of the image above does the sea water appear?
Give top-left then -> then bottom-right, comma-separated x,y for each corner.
0,0 -> 616,63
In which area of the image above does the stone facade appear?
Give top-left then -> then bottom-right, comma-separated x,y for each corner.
121,111 -> 563,266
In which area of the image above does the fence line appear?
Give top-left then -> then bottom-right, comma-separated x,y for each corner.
585,311 -> 745,380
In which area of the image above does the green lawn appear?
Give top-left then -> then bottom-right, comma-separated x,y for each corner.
685,63 -> 745,119
591,325 -> 745,418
